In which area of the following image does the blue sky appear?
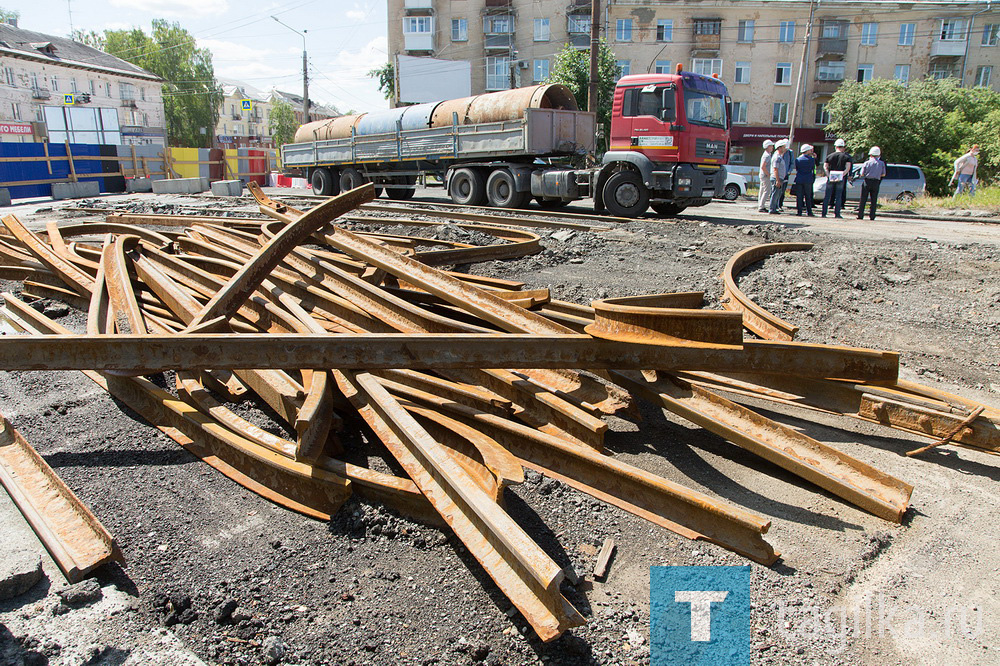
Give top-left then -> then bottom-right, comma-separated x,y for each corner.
14,0 -> 390,113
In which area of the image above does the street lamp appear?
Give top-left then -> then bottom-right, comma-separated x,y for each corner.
271,15 -> 310,124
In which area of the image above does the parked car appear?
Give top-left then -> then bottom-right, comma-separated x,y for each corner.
813,163 -> 926,203
719,172 -> 747,200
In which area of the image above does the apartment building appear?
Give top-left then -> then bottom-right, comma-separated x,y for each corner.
215,80 -> 339,148
0,22 -> 165,145
387,0 -> 999,165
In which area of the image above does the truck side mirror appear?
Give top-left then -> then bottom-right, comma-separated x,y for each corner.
660,88 -> 675,123
725,96 -> 732,129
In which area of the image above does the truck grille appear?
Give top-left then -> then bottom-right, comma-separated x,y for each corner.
695,138 -> 726,160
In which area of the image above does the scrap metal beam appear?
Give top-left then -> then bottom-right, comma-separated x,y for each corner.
0,333 -> 899,380
721,243 -> 814,341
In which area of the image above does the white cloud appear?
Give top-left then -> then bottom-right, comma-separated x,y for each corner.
108,0 -> 230,18
309,36 -> 390,114
345,10 -> 366,20
199,38 -> 300,86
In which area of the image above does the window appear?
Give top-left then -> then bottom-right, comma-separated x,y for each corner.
815,103 -> 830,125
10,102 -> 20,120
483,15 -> 512,34
51,76 -> 58,92
692,58 -> 722,76
140,87 -> 146,101
779,21 -> 795,43
857,64 -> 874,82
534,18 -> 549,41
622,85 -> 673,119
404,16 -> 432,34
654,60 -> 672,74
694,19 -> 721,36
106,82 -> 112,96
861,22 -> 878,46
817,60 -> 845,80
568,15 -> 590,34
34,107 -> 43,122
616,59 -> 631,79
485,56 -> 511,90
940,18 -> 966,41
894,64 -> 910,84
71,78 -> 78,93
452,18 -> 467,41
976,65 -> 993,87
119,82 -> 135,100
734,61 -> 751,84
89,79 -> 95,94
533,59 -> 549,82
772,102 -> 788,124
899,23 -> 915,46
983,24 -> 999,46
775,62 -> 792,85
616,19 -> 633,42
930,65 -> 953,79
656,19 -> 673,42
737,20 -> 754,43
729,146 -> 745,164
732,101 -> 748,124
822,21 -> 844,39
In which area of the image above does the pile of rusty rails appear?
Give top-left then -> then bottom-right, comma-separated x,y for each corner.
0,183 -> 997,643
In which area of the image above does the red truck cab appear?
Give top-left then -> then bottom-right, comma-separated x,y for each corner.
597,70 -> 730,217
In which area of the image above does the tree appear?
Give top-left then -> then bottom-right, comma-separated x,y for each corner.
98,20 -> 222,148
546,40 -> 621,154
268,99 -> 297,148
826,78 -> 1000,195
0,8 -> 19,23
369,62 -> 395,101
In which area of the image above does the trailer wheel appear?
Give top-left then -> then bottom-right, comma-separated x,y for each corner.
386,175 -> 416,200
310,168 -> 337,196
602,170 -> 649,218
486,169 -> 529,209
651,202 -> 687,217
449,168 -> 487,206
340,168 -> 365,192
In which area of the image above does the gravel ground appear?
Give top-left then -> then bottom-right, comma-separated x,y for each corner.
1,190 -> 998,666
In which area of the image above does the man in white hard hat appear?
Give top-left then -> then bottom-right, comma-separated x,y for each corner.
856,146 -> 886,220
758,140 -> 775,212
769,139 -> 790,214
822,138 -> 852,218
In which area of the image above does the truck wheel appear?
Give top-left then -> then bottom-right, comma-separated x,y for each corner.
449,168 -> 486,206
310,168 -> 337,196
602,170 -> 649,218
651,202 -> 687,217
386,175 -> 416,200
486,169 -> 529,209
340,168 -> 364,192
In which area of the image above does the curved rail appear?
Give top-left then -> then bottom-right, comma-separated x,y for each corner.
722,242 -> 814,341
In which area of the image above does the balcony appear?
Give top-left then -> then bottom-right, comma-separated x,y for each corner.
121,99 -> 137,108
812,79 -> 842,94
31,87 -> 51,100
404,0 -> 433,11
231,113 -> 242,120
817,37 -> 848,54
931,38 -> 966,57
484,33 -> 514,49
569,33 -> 589,48
403,32 -> 435,52
692,33 -> 721,53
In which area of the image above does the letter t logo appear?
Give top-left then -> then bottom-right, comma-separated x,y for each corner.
674,591 -> 729,641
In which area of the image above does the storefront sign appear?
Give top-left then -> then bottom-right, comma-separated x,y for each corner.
0,122 -> 33,135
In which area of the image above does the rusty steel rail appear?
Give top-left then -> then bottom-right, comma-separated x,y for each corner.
587,293 -> 745,346
0,412 -> 118,582
721,243 -> 814,341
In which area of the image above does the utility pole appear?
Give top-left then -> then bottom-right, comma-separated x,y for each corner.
788,0 -> 816,145
588,0 -> 600,114
272,16 -> 310,124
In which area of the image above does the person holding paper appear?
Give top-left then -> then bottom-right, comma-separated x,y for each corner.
822,138 -> 852,218
856,146 -> 886,221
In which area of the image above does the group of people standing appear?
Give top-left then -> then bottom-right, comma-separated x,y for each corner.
757,138 -> 887,220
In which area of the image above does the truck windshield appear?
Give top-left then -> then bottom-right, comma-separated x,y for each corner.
683,89 -> 726,128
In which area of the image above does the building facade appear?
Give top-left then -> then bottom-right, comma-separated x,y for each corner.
214,79 -> 339,149
0,22 -> 165,145
387,0 -> 999,164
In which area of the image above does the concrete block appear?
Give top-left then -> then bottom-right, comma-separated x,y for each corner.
152,177 -> 209,195
51,181 -> 101,200
126,178 -> 154,193
0,547 -> 43,600
0,188 -> 10,206
211,179 -> 243,197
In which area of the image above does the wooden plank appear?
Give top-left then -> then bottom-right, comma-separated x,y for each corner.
593,538 -> 615,579
64,141 -> 77,183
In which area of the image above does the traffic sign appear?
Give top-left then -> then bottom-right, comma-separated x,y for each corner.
241,99 -> 253,111
63,94 -> 75,105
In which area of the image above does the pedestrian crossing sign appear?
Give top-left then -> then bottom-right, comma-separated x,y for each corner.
241,99 -> 253,111
63,94 -> 75,105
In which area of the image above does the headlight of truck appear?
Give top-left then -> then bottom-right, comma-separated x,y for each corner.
677,178 -> 692,186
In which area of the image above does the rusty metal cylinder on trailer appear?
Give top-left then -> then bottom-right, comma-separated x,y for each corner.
292,84 -> 578,143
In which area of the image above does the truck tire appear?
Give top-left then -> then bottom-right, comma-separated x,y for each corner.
651,202 -> 687,217
602,170 -> 649,218
486,169 -> 529,209
310,168 -> 337,196
386,175 -> 416,200
449,168 -> 487,206
340,168 -> 365,192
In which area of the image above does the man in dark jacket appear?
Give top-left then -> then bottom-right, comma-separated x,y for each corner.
822,138 -> 852,218
794,144 -> 816,216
